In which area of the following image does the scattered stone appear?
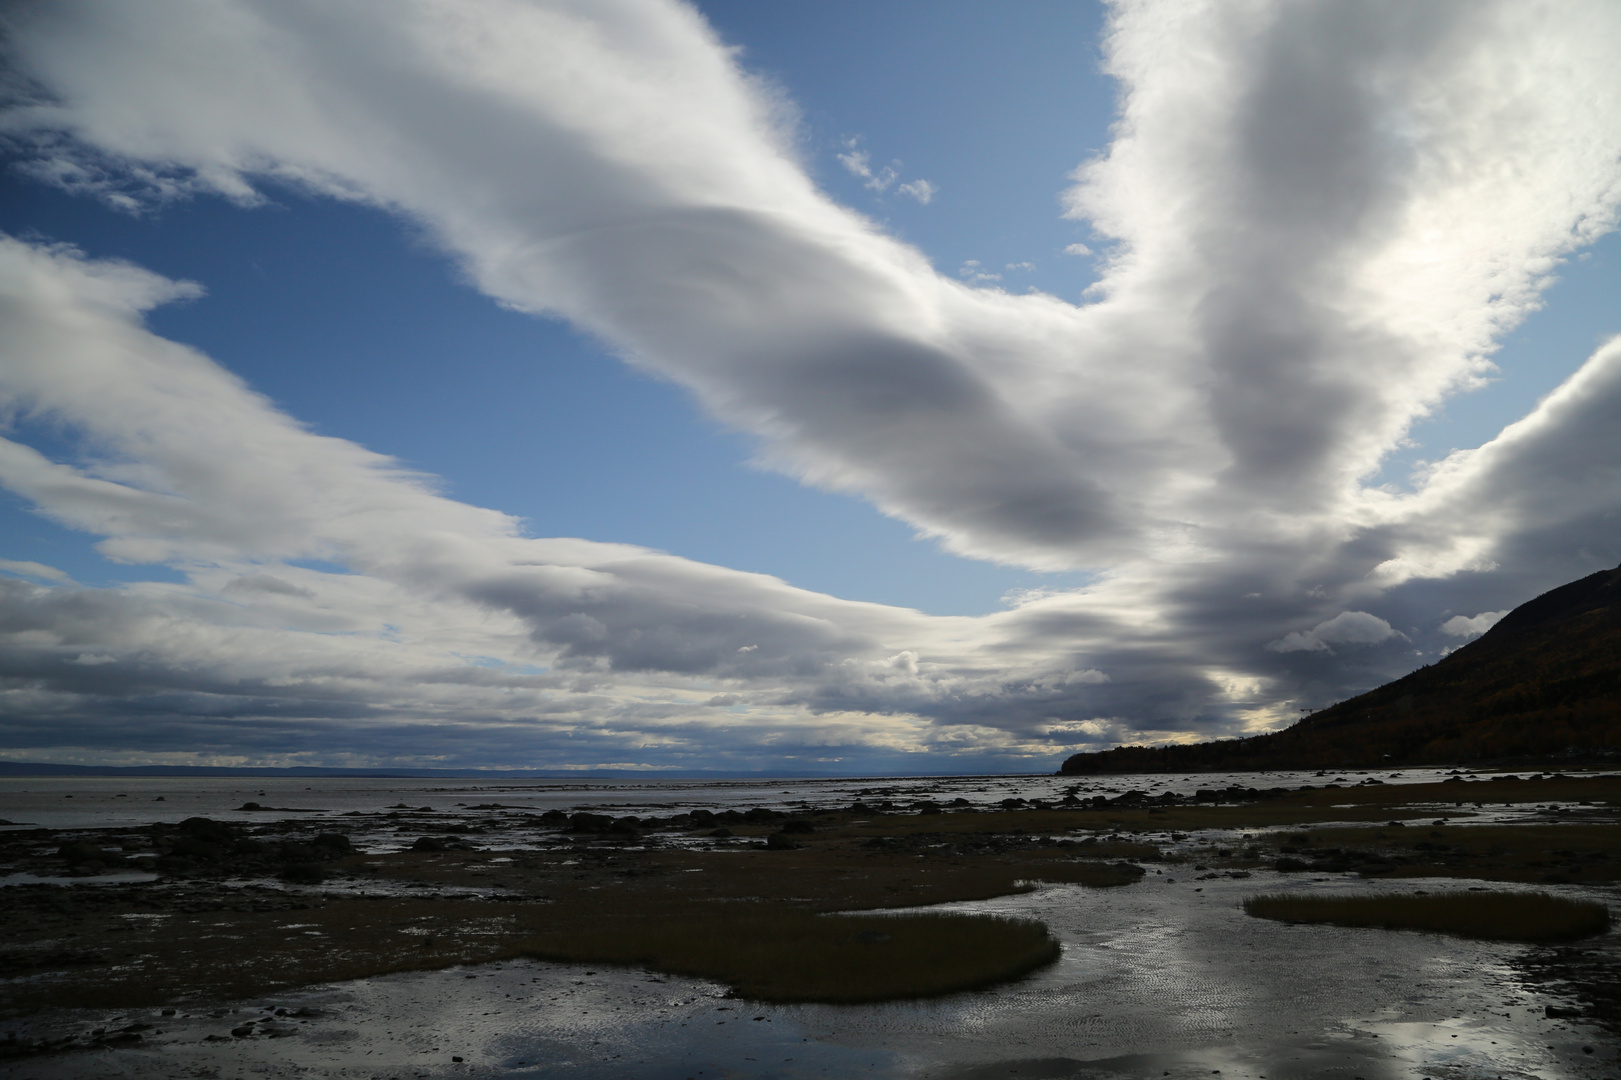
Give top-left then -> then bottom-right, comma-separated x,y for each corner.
279,863 -> 326,884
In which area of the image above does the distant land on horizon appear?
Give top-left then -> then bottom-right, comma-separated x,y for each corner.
1063,563 -> 1621,774
0,763 -> 920,781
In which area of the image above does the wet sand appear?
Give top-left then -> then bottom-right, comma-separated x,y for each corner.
2,770 -> 1617,1077
3,875 -> 1615,1079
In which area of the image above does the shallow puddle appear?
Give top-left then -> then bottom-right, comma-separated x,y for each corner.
4,875 -> 1614,1079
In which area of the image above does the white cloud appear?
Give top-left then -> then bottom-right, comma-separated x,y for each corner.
0,559 -> 73,584
0,0 -> 1618,766
836,143 -> 896,191
957,259 -> 1001,285
897,178 -> 936,204
1440,610 -> 1507,637
1266,612 -> 1402,654
836,146 -> 870,178
1062,243 -> 1092,256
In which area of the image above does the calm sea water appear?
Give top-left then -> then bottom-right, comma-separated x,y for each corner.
0,765 -> 1475,833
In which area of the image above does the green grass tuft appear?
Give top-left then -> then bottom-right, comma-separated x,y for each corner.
517,907 -> 1060,1003
1243,890 -> 1610,942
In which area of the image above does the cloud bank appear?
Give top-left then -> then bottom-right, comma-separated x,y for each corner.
0,0 -> 1619,770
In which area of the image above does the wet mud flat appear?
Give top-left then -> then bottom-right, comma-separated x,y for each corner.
1,773 -> 1618,1077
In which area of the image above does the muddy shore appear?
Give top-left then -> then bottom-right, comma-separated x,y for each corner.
2,772 -> 1617,1074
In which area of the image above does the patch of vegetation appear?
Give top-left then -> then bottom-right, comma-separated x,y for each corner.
518,907 -> 1060,1003
1262,822 -> 1621,884
1243,890 -> 1611,942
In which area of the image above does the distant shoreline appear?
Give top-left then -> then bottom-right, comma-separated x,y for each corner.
0,760 -> 1048,781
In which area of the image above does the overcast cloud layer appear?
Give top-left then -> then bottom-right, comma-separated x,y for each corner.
1,0 -> 1619,771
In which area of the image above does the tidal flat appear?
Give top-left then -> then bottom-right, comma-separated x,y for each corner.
0,768 -> 1617,1077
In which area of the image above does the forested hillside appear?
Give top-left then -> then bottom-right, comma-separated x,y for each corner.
1061,564 -> 1621,773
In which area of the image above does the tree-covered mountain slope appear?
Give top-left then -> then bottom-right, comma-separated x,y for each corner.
1061,564 -> 1621,773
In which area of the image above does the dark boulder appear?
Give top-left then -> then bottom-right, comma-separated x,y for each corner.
313,833 -> 353,856
568,812 -> 615,833
57,842 -> 115,864
279,863 -> 326,884
169,837 -> 226,862
765,832 -> 799,850
177,817 -> 236,844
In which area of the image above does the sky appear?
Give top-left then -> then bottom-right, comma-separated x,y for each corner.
0,0 -> 1618,775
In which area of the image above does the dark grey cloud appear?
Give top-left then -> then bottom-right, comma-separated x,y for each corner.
0,0 -> 1617,769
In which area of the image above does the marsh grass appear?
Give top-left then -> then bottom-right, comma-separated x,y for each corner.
517,907 -> 1060,1003
1244,890 -> 1611,942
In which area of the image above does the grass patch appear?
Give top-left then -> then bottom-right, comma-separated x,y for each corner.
1243,890 -> 1611,942
517,905 -> 1060,1003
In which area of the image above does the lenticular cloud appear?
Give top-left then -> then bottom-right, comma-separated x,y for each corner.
0,0 -> 1619,770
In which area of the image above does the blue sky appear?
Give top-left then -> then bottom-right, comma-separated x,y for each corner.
0,0 -> 1121,614
0,0 -> 1618,772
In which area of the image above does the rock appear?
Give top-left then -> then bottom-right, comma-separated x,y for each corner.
177,817 -> 236,844
539,809 -> 569,825
688,809 -> 716,824
238,802 -> 263,811
779,820 -> 815,834
313,833 -> 353,855
57,842 -> 115,863
279,862 -> 326,884
568,812 -> 615,833
1545,1004 -> 1583,1019
411,836 -> 448,852
1275,857 -> 1310,872
744,808 -> 784,823
169,836 -> 226,861
708,827 -> 733,838
765,832 -> 799,850
230,1025 -> 255,1037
